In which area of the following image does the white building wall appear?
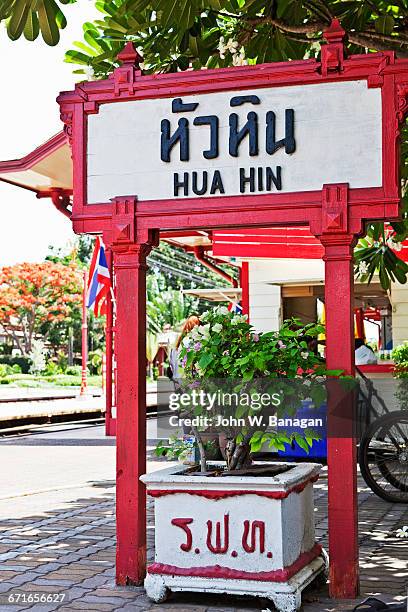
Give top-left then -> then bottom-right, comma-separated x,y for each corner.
248,258 -> 324,332
391,282 -> 408,347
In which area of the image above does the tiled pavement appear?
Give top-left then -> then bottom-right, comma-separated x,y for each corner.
0,471 -> 407,612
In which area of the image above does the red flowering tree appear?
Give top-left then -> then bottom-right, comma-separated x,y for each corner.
0,262 -> 82,356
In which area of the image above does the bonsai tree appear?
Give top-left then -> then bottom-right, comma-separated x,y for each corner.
178,306 -> 331,472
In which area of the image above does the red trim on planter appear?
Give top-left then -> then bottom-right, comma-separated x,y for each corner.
147,543 -> 322,582
147,474 -> 319,500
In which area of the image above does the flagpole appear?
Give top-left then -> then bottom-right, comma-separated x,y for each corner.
80,269 -> 88,396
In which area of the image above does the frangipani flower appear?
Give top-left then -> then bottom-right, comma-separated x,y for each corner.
396,525 -> 408,538
358,260 -> 369,275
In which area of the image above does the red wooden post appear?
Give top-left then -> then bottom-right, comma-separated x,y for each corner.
110,196 -> 158,585
80,270 -> 88,396
240,261 -> 250,321
312,184 -> 360,599
355,307 -> 365,341
105,248 -> 115,436
322,234 -> 359,598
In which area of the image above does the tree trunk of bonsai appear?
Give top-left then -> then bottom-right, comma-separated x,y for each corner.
191,425 -> 207,473
225,434 -> 253,471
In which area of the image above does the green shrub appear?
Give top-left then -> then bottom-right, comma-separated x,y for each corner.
57,351 -> 68,372
392,343 -> 408,369
0,356 -> 31,374
65,365 -> 85,376
0,364 -> 12,377
392,343 -> 408,409
11,364 -> 22,374
0,379 -> 10,384
44,360 -> 60,376
88,350 -> 103,375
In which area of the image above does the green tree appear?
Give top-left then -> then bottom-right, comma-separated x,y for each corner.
4,0 -> 408,288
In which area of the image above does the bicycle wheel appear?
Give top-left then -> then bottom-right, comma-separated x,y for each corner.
358,411 -> 408,503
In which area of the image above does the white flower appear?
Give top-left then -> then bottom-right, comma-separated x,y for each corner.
213,323 -> 223,333
232,51 -> 247,66
182,337 -> 191,348
198,323 -> 211,338
85,65 -> 95,81
190,327 -> 201,341
358,261 -> 369,275
218,36 -> 226,59
216,306 -> 229,316
200,311 -> 209,322
226,38 -> 239,54
396,525 -> 408,538
301,351 -> 309,360
139,62 -> 146,70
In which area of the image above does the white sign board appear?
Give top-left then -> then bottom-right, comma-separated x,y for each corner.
87,80 -> 382,203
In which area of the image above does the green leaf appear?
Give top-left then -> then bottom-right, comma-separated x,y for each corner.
37,0 -> 60,45
198,353 -> 213,370
250,438 -> 264,453
375,15 -> 394,36
23,9 -> 40,40
7,0 -> 33,41
295,434 -> 310,453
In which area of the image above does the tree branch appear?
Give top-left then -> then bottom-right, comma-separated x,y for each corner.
348,32 -> 408,57
245,16 -> 326,34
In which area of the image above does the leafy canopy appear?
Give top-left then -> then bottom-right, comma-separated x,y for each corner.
3,0 -> 408,288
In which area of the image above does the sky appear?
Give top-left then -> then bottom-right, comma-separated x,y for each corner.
0,1 -> 99,266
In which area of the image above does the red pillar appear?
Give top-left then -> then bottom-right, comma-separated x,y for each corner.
355,307 -> 365,341
322,234 -> 359,598
240,261 -> 250,321
80,270 -> 88,396
113,242 -> 151,585
105,248 -> 115,436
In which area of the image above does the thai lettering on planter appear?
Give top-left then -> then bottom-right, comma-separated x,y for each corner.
171,514 -> 270,558
160,95 -> 296,197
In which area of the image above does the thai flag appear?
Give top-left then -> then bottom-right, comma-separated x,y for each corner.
228,302 -> 242,314
87,237 -> 111,316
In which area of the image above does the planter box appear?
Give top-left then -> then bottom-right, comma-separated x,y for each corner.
141,462 -> 325,612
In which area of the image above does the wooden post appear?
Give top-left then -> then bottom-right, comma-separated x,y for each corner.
80,270 -> 88,396
113,242 -> 150,584
355,307 -> 365,341
110,195 -> 158,585
322,233 -> 359,598
240,261 -> 250,320
311,184 -> 361,599
105,248 -> 115,437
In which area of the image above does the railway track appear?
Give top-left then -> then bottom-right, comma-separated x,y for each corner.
0,391 -> 166,437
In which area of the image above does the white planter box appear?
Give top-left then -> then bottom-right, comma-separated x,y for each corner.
141,462 -> 325,612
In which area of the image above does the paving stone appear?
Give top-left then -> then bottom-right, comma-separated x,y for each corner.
60,602 -> 118,610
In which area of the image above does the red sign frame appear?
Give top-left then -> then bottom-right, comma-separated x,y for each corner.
58,21 -> 408,242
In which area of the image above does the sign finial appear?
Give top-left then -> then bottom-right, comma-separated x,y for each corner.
323,19 -> 346,45
117,41 -> 143,69
321,19 -> 346,75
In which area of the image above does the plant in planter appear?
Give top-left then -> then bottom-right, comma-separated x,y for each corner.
177,307 -> 329,472
142,308 -> 331,611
